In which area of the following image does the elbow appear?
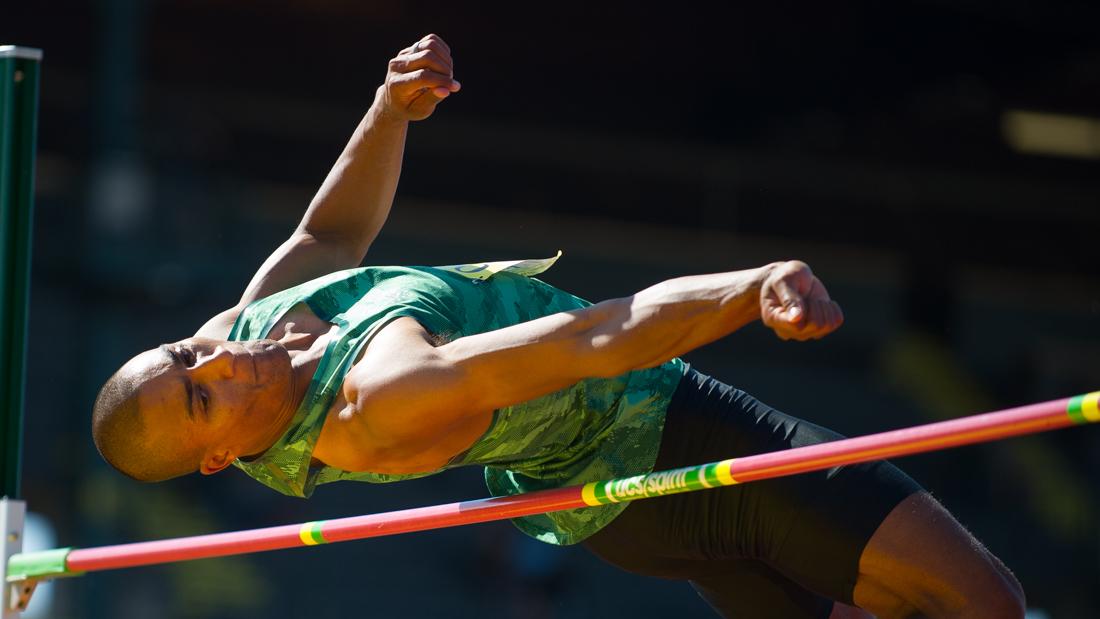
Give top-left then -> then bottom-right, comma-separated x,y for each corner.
294,228 -> 372,263
582,294 -> 690,379
585,343 -> 670,379
579,298 -> 648,379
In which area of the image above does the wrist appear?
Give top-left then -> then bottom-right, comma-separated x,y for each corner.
370,86 -> 412,127
747,262 -> 783,320
754,261 -> 782,291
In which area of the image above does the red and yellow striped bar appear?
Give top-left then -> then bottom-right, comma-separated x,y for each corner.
6,392 -> 1097,583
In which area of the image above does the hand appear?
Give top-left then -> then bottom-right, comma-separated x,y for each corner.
760,261 -> 844,341
379,34 -> 461,122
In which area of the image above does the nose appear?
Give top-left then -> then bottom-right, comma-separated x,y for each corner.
194,345 -> 235,379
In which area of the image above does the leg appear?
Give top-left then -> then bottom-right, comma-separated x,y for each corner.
583,514 -> 839,619
659,368 -> 926,606
688,559 -> 837,619
852,491 -> 1026,618
829,602 -> 875,619
580,367 -> 897,617
701,383 -> 1024,618
586,367 -> 1023,617
641,367 -> 1022,616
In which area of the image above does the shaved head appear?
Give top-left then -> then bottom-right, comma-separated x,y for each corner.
92,337 -> 297,482
92,352 -> 201,482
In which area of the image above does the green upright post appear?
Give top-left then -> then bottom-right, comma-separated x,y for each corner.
0,46 -> 42,501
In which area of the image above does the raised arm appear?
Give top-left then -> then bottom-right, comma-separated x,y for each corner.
236,35 -> 460,309
345,261 -> 843,460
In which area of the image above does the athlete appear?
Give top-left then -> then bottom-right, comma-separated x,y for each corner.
91,35 -> 1025,618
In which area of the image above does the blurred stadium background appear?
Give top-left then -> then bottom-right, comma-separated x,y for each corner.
3,1 -> 1099,617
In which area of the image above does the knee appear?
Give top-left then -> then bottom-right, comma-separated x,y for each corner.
863,551 -> 1026,619
976,556 -> 1027,618
961,554 -> 1027,618
921,564 -> 1025,619
854,492 -> 1027,619
911,521 -> 1027,618
970,586 -> 1026,619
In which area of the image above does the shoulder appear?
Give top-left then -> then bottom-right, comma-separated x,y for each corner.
193,305 -> 244,339
344,318 -> 441,404
328,317 -> 473,473
341,317 -> 456,440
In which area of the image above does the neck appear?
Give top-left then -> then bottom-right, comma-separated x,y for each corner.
243,332 -> 329,457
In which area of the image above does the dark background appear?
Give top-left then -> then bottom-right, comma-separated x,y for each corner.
4,1 -> 1099,617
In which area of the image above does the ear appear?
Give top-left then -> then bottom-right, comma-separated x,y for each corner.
199,449 -> 236,475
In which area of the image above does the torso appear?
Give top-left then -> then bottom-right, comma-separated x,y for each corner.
215,264 -> 681,543
206,303 -> 490,476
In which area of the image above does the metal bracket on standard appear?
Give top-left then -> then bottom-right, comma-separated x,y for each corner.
6,580 -> 34,614
0,498 -> 26,618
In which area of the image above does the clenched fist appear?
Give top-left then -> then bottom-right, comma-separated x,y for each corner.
379,34 -> 461,122
760,261 -> 844,341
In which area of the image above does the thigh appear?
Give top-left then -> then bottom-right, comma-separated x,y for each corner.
633,367 -> 923,602
690,560 -> 836,619
582,523 -> 835,619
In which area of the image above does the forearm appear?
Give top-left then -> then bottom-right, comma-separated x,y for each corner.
231,37 -> 459,306
356,261 -> 837,437
586,264 -> 779,375
436,264 -> 778,407
297,87 -> 408,257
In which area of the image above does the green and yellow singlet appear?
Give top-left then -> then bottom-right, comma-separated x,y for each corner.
228,256 -> 685,545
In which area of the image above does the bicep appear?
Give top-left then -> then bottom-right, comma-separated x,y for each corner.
238,231 -> 363,306
347,308 -> 624,446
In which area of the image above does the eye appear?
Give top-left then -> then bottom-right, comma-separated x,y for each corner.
198,388 -> 210,412
177,346 -> 196,366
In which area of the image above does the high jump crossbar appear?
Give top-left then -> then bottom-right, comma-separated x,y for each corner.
5,392 -> 1098,612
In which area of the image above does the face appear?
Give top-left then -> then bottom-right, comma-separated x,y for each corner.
125,337 -> 293,475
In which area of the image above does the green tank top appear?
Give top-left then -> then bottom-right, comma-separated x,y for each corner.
227,256 -> 685,545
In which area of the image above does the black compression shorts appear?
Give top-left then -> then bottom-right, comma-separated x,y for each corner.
581,366 -> 922,618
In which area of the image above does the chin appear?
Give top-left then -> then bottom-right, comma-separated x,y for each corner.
241,338 -> 280,356
251,340 -> 290,374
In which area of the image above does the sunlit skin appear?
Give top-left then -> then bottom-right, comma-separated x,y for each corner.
123,337 -> 300,474
101,34 -> 1025,619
